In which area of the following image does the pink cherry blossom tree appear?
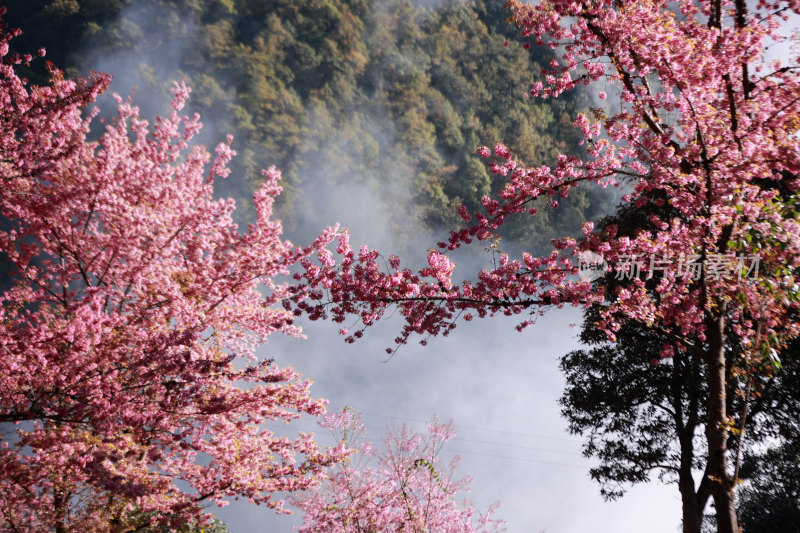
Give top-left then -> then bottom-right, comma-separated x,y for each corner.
0,14 -> 348,531
0,12 -> 108,184
293,409 -> 505,532
290,1 -> 800,532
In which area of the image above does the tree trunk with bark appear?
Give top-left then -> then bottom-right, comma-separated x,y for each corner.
705,314 -> 739,533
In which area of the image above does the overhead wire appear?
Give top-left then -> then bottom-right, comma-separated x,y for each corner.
360,411 -> 582,442
262,409 -> 591,469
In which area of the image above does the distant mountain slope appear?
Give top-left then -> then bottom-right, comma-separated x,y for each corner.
6,0 -> 617,250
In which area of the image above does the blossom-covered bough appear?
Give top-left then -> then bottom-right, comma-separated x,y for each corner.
292,409 -> 505,533
0,12 -> 350,531
291,1 -> 800,531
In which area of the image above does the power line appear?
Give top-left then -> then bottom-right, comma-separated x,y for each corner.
355,422 -> 581,457
444,447 -> 587,470
262,412 -> 590,470
361,411 -> 583,443
450,436 -> 581,457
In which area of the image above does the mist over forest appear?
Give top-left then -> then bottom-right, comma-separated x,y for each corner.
0,3 -> 632,531
5,0 -> 619,254
4,1 -> 795,532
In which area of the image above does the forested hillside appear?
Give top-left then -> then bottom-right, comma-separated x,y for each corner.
3,1 -> 799,531
4,0 -> 615,250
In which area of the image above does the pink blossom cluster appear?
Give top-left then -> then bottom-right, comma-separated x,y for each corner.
293,410 -> 505,532
0,17 -> 348,531
288,0 -> 800,362
290,2 -> 800,531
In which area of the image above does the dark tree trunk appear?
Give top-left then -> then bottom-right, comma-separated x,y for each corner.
704,314 -> 739,533
673,348 -> 704,533
678,467 -> 702,533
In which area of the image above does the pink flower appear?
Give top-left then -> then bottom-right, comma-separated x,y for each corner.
493,143 -> 511,159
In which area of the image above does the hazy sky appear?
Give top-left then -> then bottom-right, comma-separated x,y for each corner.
67,1 -> 694,530
212,307 -> 684,532
204,138 -> 683,531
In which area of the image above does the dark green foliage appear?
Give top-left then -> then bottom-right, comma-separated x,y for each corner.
561,198 -> 708,500
738,443 -> 800,533
560,330 -> 706,500
4,0 -> 614,250
561,196 -> 800,528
